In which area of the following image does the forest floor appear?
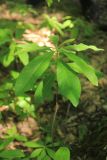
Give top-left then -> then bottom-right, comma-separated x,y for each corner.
0,1 -> 107,160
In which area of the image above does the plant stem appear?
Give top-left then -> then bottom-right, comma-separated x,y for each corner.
51,95 -> 59,145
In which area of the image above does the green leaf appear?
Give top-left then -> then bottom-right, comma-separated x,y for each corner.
68,62 -> 82,73
10,70 -> 19,79
46,148 -> 55,159
17,51 -> 29,65
43,155 -> 51,160
34,81 -> 43,105
54,147 -> 70,160
17,43 -> 40,53
68,62 -> 103,79
50,35 -> 59,46
62,20 -> 74,29
0,138 -> 14,151
22,158 -> 30,160
37,149 -> 47,160
5,126 -> 17,137
62,49 -> 98,86
0,91 -> 9,99
24,141 -> 44,148
44,15 -> 64,35
0,29 -> 12,45
46,0 -> 53,7
0,149 -> 25,159
71,27 -> 79,39
15,52 -> 53,96
34,72 -> 55,104
16,43 -> 41,65
57,60 -> 81,107
30,148 -> 43,158
67,43 -> 103,52
43,72 -> 55,101
59,38 -> 75,47
46,0 -> 60,6
95,70 -> 104,79
15,134 -> 27,142
3,42 -> 16,67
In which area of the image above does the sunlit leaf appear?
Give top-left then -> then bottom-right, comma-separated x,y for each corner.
17,43 -> 40,52
30,148 -> 43,158
57,60 -> 81,107
24,141 -> 44,148
67,43 -> 103,52
17,51 -> 29,65
15,52 -> 53,96
0,149 -> 25,159
44,15 -> 64,35
61,49 -> 98,86
3,42 -> 16,67
0,29 -> 12,45
62,20 -> 74,29
54,147 -> 70,160
46,0 -> 53,7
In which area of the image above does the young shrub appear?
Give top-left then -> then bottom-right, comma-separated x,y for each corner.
15,35 -> 103,107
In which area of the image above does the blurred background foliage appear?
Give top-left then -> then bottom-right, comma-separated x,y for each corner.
0,0 -> 107,160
